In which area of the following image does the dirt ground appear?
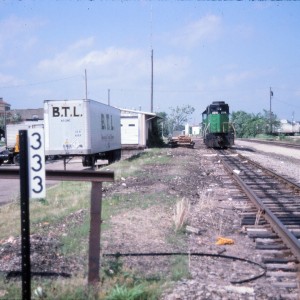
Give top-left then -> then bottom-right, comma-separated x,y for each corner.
0,139 -> 299,299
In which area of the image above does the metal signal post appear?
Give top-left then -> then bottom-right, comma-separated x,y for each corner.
28,128 -> 46,199
19,130 -> 31,300
19,128 -> 46,299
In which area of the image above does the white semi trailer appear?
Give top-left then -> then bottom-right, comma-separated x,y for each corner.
44,99 -> 121,167
0,121 -> 44,165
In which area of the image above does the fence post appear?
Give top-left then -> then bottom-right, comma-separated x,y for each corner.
88,181 -> 103,284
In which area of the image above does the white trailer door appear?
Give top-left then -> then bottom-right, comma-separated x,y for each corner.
121,117 -> 139,144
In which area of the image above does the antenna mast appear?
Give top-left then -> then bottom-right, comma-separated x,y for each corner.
85,69 -> 88,100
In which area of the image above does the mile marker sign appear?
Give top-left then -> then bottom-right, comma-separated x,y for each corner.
28,128 -> 46,198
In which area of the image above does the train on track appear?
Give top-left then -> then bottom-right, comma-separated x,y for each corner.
202,101 -> 235,148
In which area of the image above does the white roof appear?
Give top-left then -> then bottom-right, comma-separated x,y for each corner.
119,108 -> 157,117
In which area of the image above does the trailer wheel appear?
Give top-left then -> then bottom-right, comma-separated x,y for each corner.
106,149 -> 121,163
113,149 -> 121,162
82,155 -> 95,167
82,156 -> 91,167
13,154 -> 20,166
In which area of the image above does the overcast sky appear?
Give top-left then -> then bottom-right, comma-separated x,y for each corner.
1,1 -> 300,123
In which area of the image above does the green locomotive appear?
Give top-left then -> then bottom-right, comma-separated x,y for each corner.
202,101 -> 235,148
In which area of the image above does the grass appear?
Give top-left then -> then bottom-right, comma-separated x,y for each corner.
0,148 -> 191,299
106,149 -> 173,180
278,135 -> 300,143
170,255 -> 190,281
102,279 -> 162,300
0,181 -> 91,240
2,277 -> 99,300
166,228 -> 188,249
103,190 -> 171,216
104,284 -> 146,300
255,134 -> 300,144
60,216 -> 90,256
99,258 -> 163,300
0,201 -> 21,238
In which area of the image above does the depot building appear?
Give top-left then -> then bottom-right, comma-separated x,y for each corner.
120,108 -> 159,149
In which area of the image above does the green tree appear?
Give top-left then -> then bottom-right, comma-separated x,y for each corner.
156,111 -> 169,137
0,112 -> 22,127
10,113 -> 22,124
0,115 -> 4,131
232,110 -> 280,138
147,117 -> 164,147
168,105 -> 195,133
231,111 -> 251,138
262,109 -> 280,133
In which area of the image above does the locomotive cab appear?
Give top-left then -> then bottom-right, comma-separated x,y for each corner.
207,101 -> 229,115
202,101 -> 234,148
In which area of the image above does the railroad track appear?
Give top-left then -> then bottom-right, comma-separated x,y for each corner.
238,138 -> 300,150
216,148 -> 300,296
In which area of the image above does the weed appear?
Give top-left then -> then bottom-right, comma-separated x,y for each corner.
173,198 -> 190,232
37,198 -> 49,205
104,284 -> 155,300
170,255 -> 190,281
196,189 -> 226,235
100,257 -> 162,300
100,259 -> 163,300
103,257 -> 123,278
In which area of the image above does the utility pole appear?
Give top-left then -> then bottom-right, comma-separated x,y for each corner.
151,49 -> 154,113
150,4 -> 154,113
108,89 -> 110,106
269,87 -> 273,134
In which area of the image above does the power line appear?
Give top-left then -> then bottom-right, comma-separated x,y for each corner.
0,75 -> 81,89
273,97 -> 300,109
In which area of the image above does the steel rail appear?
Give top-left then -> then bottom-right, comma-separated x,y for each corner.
226,147 -> 300,191
219,154 -> 300,261
237,154 -> 300,191
0,168 -> 114,182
